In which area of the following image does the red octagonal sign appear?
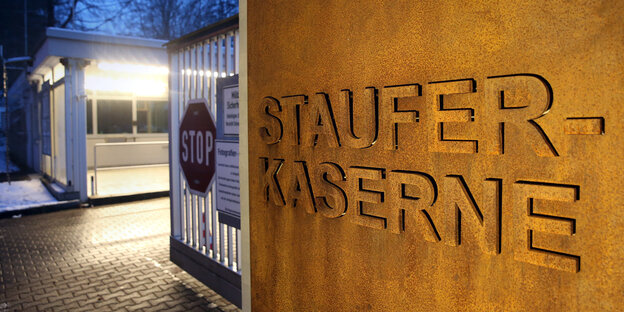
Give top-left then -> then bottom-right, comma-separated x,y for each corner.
179,99 -> 216,196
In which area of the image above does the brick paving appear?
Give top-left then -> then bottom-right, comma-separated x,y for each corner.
0,198 -> 240,312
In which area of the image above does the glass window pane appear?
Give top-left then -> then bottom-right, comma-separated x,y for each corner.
137,100 -> 168,133
96,100 -> 132,134
86,99 -> 93,134
41,83 -> 51,155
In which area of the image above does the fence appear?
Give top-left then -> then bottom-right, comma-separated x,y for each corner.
167,16 -> 241,307
92,141 -> 169,196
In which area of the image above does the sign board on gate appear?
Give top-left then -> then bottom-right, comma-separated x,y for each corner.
216,76 -> 240,228
215,140 -> 240,228
217,75 -> 239,140
179,99 -> 216,196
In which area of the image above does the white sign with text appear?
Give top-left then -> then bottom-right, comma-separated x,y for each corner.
215,140 -> 240,218
223,85 -> 239,136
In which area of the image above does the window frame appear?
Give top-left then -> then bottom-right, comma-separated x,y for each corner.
85,90 -> 168,137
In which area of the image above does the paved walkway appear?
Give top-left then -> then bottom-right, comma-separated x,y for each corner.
0,198 -> 239,312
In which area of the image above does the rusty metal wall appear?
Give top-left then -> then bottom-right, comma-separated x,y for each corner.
247,1 -> 624,311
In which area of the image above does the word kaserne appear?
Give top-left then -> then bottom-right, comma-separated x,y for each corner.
257,74 -> 582,273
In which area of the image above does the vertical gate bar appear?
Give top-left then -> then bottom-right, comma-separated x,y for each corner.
230,32 -> 235,74
181,49 -> 186,243
193,44 -> 201,99
200,42 -> 205,100
201,40 -> 209,255
213,38 -> 219,112
188,45 -> 193,99
225,33 -> 232,75
211,175 -> 219,260
185,189 -> 191,243
183,47 -> 187,100
180,180 -> 186,241
170,50 -> 181,239
181,49 -> 187,243
208,37 -> 217,260
205,193 -> 210,256
204,41 -> 210,101
190,45 -> 195,100
208,39 -> 214,93
223,34 -> 228,75
179,181 -> 184,241
213,190 -> 219,260
191,44 -> 195,99
179,50 -> 186,242
208,189 -> 214,257
236,229 -> 241,272
220,35 -> 226,78
234,31 -> 240,74
233,30 -> 240,272
180,48 -> 184,107
227,226 -> 233,268
216,36 -> 222,79
199,198 -> 204,251
191,193 -> 197,248
197,43 -> 201,98
196,194 -> 201,250
185,47 -> 193,245
221,35 -> 227,77
219,223 -> 225,263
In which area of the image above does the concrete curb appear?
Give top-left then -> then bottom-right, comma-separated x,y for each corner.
89,190 -> 170,206
0,190 -> 170,219
0,200 -> 81,219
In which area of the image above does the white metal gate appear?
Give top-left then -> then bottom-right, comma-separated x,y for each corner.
167,17 -> 241,307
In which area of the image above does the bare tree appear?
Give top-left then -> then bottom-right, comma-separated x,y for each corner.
54,0 -> 238,40
124,0 -> 183,39
127,0 -> 238,39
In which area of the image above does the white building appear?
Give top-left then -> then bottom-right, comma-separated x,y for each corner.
7,27 -> 169,202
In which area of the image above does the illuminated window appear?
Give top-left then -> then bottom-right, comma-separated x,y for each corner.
137,101 -> 168,133
97,100 -> 132,134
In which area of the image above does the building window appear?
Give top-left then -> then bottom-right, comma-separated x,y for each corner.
86,99 -> 93,134
41,83 -> 51,155
137,100 -> 168,133
97,99 -> 132,134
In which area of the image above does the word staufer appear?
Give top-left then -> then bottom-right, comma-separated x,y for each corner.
257,74 -> 581,273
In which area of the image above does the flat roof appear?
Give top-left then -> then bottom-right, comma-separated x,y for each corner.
31,28 -> 168,78
46,27 -> 167,49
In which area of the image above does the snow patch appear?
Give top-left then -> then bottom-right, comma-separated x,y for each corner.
0,180 -> 58,212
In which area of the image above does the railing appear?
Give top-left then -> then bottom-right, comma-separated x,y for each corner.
92,141 -> 169,195
168,18 -> 241,306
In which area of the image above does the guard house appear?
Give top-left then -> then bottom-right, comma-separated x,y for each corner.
7,28 -> 169,202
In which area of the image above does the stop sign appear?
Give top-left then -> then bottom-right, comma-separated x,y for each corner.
179,99 -> 216,196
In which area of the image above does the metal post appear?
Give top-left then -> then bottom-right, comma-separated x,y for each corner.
1,46 -> 10,184
24,0 -> 28,56
93,144 -> 97,195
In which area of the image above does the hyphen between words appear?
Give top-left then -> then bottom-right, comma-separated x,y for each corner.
257,74 -> 582,273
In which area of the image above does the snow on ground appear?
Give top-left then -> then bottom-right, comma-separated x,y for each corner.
88,164 -> 169,197
0,145 -> 20,174
0,163 -> 169,213
0,179 -> 58,212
